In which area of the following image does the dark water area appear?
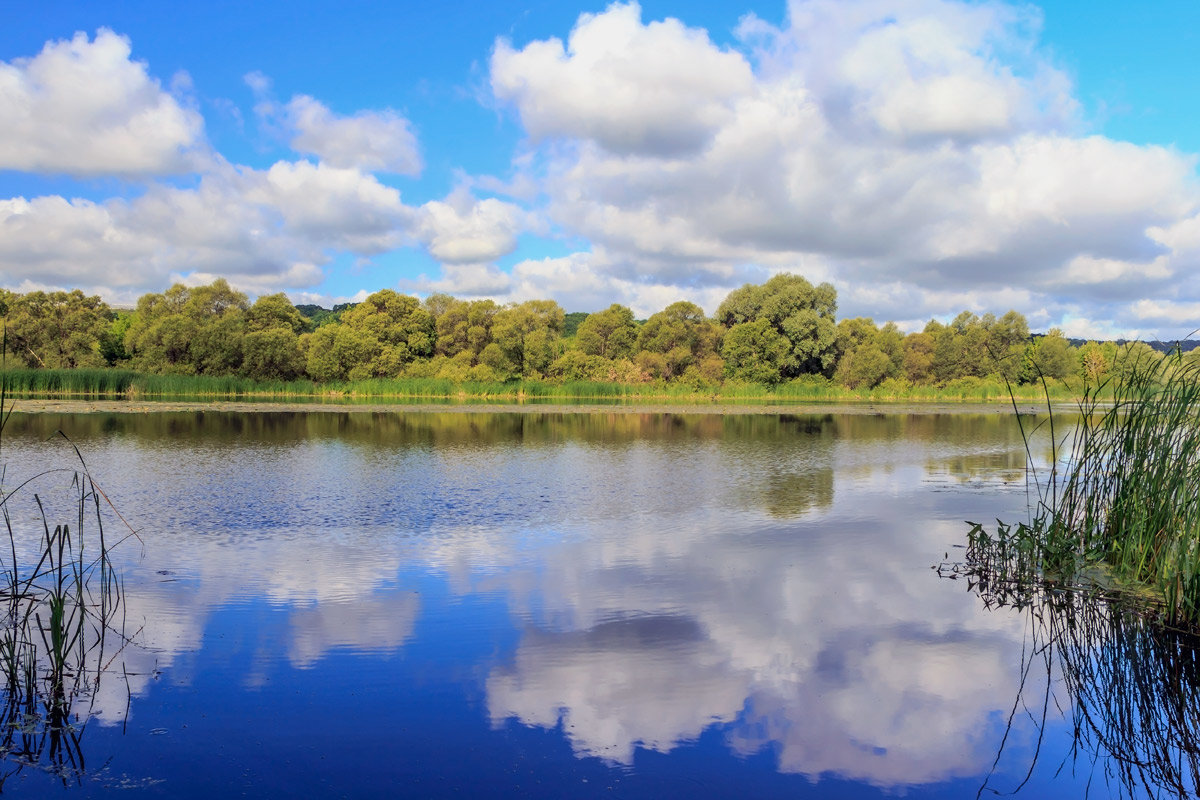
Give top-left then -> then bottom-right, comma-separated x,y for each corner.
0,409 -> 1181,798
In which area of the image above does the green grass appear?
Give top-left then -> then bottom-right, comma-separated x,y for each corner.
963,352 -> 1200,627
0,366 -> 1087,405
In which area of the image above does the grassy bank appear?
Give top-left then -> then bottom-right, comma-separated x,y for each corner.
0,367 -> 1083,405
964,352 -> 1200,627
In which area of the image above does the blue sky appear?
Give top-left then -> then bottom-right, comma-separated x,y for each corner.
2,0 -> 1199,339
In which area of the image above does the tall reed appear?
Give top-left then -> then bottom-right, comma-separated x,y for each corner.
0,369 -> 135,785
963,349 -> 1200,626
957,565 -> 1200,799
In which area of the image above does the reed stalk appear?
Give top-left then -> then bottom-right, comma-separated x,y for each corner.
958,350 -> 1200,627
0,349 -> 135,786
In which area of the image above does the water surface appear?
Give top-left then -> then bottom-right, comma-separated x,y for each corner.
0,410 -> 1133,797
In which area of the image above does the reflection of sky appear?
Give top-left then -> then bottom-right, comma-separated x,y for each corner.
0,411 -> 1074,794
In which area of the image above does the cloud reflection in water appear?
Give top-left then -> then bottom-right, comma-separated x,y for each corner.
0,410 -> 1047,789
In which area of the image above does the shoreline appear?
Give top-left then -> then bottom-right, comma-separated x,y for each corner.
4,398 -> 1062,416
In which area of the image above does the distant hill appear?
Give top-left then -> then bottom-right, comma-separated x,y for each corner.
1051,335 -> 1200,354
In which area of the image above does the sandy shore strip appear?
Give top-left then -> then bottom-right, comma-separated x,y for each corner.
4,398 -> 1065,416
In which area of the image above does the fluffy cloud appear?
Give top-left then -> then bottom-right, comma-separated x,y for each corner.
487,1 -> 1200,337
408,249 -> 745,318
0,29 -> 204,176
492,2 -> 754,156
245,75 -> 421,175
284,94 -> 422,175
417,186 -> 531,264
0,159 -> 415,296
0,34 -> 431,299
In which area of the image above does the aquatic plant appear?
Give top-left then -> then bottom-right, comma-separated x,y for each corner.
940,348 -> 1200,796
0,371 -> 137,786
960,349 -> 1200,627
952,564 -> 1200,799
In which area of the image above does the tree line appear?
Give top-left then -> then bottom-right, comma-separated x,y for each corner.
0,276 -> 1179,389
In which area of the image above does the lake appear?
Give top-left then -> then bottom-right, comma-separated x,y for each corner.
0,408 -> 1188,798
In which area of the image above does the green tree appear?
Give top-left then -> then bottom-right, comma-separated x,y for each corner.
304,323 -> 376,382
721,318 -> 790,384
1025,329 -> 1076,381
637,301 -> 720,380
1110,342 -> 1164,383
238,293 -> 307,380
431,298 -> 499,361
333,290 -> 435,378
125,279 -> 250,375
563,311 -> 589,338
902,331 -> 936,383
491,300 -> 565,378
717,273 -> 838,379
930,310 -> 1029,382
833,317 -> 898,389
1077,341 -> 1111,383
247,293 -> 307,334
577,304 -> 637,360
4,290 -> 111,369
836,344 -> 894,389
547,350 -> 609,381
243,328 -> 305,381
99,310 -> 134,366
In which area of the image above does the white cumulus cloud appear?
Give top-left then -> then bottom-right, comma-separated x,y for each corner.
484,0 -> 1200,337
491,2 -> 754,156
417,186 -> 532,264
0,28 -> 205,177
285,94 -> 422,175
0,159 -> 417,298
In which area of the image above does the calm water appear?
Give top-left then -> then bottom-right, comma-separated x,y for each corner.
0,410 -> 1179,797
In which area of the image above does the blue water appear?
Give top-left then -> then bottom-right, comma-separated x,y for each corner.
0,410 -> 1140,797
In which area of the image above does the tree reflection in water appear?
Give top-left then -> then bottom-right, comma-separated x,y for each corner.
952,564 -> 1200,799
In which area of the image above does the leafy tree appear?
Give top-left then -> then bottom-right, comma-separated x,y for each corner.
836,344 -> 894,389
833,317 -> 899,389
432,298 -> 499,361
930,310 -> 1029,382
577,304 -> 637,360
877,322 -> 905,373
1025,329 -> 1076,381
491,300 -> 565,378
563,311 -> 589,338
125,279 -> 250,375
238,293 -> 307,380
305,324 -> 376,382
1110,342 -> 1164,382
333,290 -> 435,377
547,350 -> 610,381
1077,341 -> 1111,382
637,301 -> 720,379
295,302 -> 353,328
4,290 -> 111,369
247,293 -> 307,334
100,310 -> 134,365
717,273 -> 838,379
988,310 -> 1031,381
421,293 -> 457,322
902,332 -> 935,383
721,318 -> 789,384
243,328 -> 305,381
